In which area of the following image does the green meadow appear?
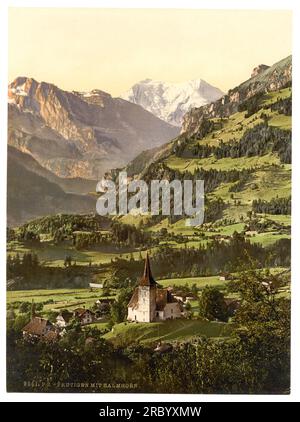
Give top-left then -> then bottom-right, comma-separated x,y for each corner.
103,319 -> 235,346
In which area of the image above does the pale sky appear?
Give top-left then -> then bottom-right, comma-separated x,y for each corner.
8,8 -> 292,96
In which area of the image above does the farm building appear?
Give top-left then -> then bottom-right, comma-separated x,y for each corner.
73,308 -> 95,325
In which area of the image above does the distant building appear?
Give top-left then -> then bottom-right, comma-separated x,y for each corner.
173,292 -> 197,303
154,342 -> 173,353
73,308 -> 95,325
95,298 -> 115,305
127,254 -> 183,322
22,317 -> 58,342
219,272 -> 233,281
89,283 -> 104,289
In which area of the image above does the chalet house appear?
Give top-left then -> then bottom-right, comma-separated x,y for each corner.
22,317 -> 58,342
56,310 -> 73,328
73,308 -> 95,325
127,254 -> 183,322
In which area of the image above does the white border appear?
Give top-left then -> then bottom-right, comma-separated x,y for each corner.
1,0 -> 299,403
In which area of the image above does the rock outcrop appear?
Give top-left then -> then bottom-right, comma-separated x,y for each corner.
251,64 -> 270,78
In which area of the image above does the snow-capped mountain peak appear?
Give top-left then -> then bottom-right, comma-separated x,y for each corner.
120,78 -> 224,126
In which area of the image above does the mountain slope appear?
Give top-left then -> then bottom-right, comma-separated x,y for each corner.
8,145 -> 97,194
8,77 -> 179,179
7,147 -> 96,226
120,78 -> 223,126
122,56 -> 291,235
125,56 -> 292,179
182,55 -> 292,135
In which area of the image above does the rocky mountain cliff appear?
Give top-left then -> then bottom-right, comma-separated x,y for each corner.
181,56 -> 292,136
120,78 -> 223,126
8,77 -> 179,179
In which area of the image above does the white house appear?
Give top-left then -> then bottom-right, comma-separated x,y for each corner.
127,254 -> 183,322
56,310 -> 73,328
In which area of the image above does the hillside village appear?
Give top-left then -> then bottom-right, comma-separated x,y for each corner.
19,254 -> 230,343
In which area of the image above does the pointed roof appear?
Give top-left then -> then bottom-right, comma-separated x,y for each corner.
139,253 -> 156,286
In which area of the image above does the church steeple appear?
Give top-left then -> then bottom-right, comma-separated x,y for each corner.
139,253 -> 156,286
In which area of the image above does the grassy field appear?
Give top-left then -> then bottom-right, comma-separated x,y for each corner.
86,320 -> 110,330
7,240 -> 161,267
166,153 -> 280,173
7,288 -> 115,312
158,275 -> 226,290
249,232 -> 291,247
103,319 -> 235,346
209,165 -> 291,221
261,87 -> 291,106
261,214 -> 291,226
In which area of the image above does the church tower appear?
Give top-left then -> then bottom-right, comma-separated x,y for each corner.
137,253 -> 157,322
127,253 -> 182,322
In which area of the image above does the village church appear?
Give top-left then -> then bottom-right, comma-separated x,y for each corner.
127,254 -> 183,322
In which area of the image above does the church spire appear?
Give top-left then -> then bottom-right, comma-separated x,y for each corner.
139,253 -> 156,286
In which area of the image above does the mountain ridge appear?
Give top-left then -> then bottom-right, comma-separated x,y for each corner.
8,77 -> 179,179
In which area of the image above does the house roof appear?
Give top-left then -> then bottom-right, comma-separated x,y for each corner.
74,308 -> 94,318
127,287 -> 139,309
73,308 -> 86,315
22,317 -> 52,336
139,253 -> 156,286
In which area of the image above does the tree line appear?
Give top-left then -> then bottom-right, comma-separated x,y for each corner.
252,196 -> 291,215
184,123 -> 291,164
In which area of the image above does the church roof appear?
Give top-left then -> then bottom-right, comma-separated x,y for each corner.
128,287 -> 181,311
156,289 -> 178,311
139,253 -> 157,286
127,287 -> 139,309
